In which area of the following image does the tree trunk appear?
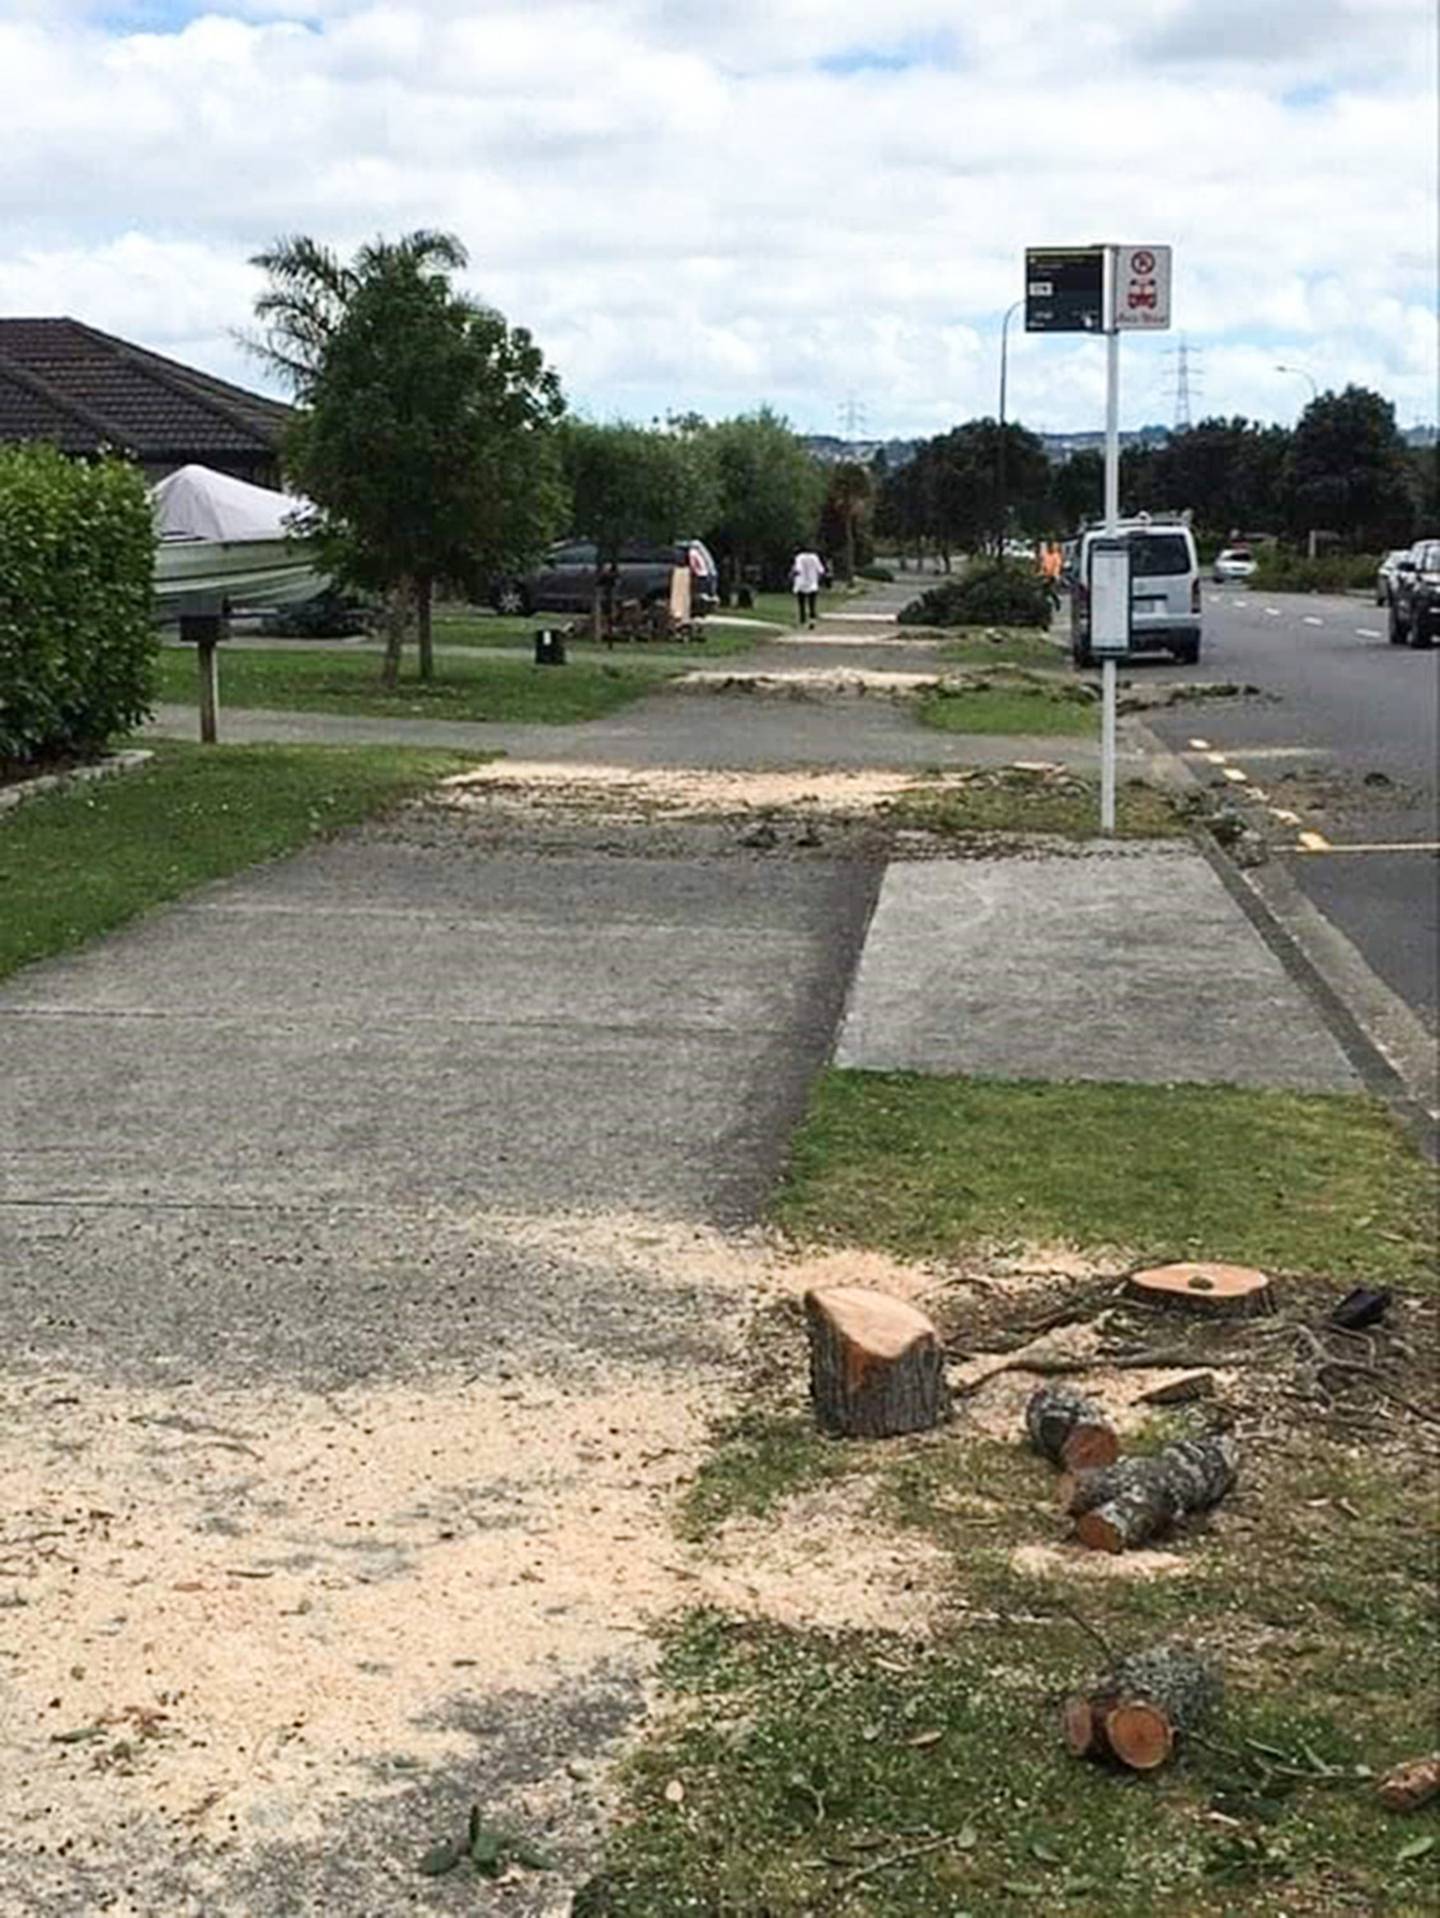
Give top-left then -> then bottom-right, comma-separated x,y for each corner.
416,573 -> 434,682
1064,1435 -> 1238,1553
1124,1261 -> 1273,1317
844,510 -> 856,583
1064,1643 -> 1222,1771
805,1287 -> 950,1439
1025,1385 -> 1119,1472
379,582 -> 408,691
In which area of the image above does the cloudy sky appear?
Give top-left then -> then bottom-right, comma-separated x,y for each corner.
2,0 -> 1435,436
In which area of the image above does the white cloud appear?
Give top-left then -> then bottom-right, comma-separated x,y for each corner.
0,0 -> 1434,433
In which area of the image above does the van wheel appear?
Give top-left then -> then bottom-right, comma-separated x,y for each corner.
1174,637 -> 1201,665
1410,618 -> 1435,650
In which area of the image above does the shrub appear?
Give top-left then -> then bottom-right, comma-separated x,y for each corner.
858,563 -> 895,582
0,445 -> 156,768
899,563 -> 1057,628
1251,548 -> 1379,594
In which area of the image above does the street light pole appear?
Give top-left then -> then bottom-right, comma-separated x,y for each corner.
996,299 -> 1023,558
1275,363 -> 1319,403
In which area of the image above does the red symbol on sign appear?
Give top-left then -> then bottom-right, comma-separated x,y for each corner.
1128,285 -> 1158,310
1132,250 -> 1156,275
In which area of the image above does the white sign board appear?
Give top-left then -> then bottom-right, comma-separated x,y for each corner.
1111,244 -> 1172,330
1089,541 -> 1133,656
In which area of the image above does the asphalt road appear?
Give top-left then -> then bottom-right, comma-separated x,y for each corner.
1138,585 -> 1439,1030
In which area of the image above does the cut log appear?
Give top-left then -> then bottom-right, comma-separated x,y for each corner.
1377,1752 -> 1440,1812
1063,1643 -> 1222,1771
804,1286 -> 950,1438
1024,1384 -> 1120,1471
1125,1261 -> 1273,1318
1065,1435 -> 1238,1552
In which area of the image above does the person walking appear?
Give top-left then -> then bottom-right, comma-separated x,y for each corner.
790,543 -> 824,629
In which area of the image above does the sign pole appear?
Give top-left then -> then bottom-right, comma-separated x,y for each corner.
1101,247 -> 1120,835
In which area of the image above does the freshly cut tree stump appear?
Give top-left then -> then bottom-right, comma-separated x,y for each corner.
1125,1261 -> 1273,1318
1024,1384 -> 1120,1471
1064,1435 -> 1238,1552
804,1286 -> 950,1438
1064,1643 -> 1222,1771
1377,1752 -> 1440,1812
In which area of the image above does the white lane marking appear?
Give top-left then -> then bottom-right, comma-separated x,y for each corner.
1265,607 -> 1281,617
1249,786 -> 1270,801
1297,830 -> 1332,851
1356,627 -> 1382,638
1206,750 -> 1229,765
1231,597 -> 1246,607
1223,767 -> 1248,783
1188,736 -> 1211,750
1295,840 -> 1440,856
1303,615 -> 1324,626
1270,807 -> 1301,824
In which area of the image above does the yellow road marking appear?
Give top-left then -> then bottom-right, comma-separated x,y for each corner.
1206,750 -> 1228,764
1189,736 -> 1211,750
1295,840 -> 1440,856
1270,807 -> 1301,824
1297,830 -> 1332,851
1223,767 -> 1248,783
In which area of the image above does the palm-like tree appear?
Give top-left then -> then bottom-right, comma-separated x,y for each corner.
247,229 -> 468,396
828,459 -> 874,582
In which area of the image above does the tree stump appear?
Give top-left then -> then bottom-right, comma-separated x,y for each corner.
804,1287 -> 949,1438
1024,1384 -> 1119,1471
1064,1643 -> 1222,1770
1125,1261 -> 1273,1318
1063,1435 -> 1238,1552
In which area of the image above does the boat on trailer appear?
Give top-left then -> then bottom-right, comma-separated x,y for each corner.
151,464 -> 327,613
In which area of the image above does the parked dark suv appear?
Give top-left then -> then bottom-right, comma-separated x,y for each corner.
1388,539 -> 1440,648
491,539 -> 719,616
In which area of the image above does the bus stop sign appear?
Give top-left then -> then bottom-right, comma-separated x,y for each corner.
1025,247 -> 1106,333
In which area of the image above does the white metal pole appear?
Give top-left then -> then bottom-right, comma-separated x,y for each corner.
1100,253 -> 1120,834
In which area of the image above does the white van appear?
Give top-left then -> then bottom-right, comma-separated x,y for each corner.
1071,517 -> 1202,666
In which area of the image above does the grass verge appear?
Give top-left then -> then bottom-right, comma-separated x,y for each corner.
429,609 -> 762,658
917,680 -> 1097,737
775,1071 -> 1437,1286
156,645 -> 673,725
889,769 -> 1183,840
939,628 -> 1068,669
0,741 -> 482,980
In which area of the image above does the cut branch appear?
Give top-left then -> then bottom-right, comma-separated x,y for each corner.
1063,1436 -> 1238,1553
1024,1384 -> 1119,1471
1064,1643 -> 1222,1771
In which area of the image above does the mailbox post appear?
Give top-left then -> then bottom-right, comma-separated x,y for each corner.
178,610 -> 227,744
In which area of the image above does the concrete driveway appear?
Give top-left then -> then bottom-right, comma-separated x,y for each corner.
0,802 -> 877,1915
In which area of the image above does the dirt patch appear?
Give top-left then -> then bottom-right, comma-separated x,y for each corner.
696,1477 -> 947,1634
439,762 -> 926,818
1008,1541 -> 1192,1580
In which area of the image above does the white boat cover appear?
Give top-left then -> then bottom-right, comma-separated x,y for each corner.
150,464 -> 307,543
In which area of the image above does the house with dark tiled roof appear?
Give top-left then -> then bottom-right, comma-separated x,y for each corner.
0,318 -> 292,486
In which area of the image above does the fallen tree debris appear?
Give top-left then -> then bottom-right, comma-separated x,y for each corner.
1135,1372 -> 1217,1407
1024,1384 -> 1120,1471
1064,1642 -> 1222,1771
1125,1262 -> 1273,1318
1377,1753 -> 1440,1813
1063,1436 -> 1238,1553
805,1287 -> 950,1438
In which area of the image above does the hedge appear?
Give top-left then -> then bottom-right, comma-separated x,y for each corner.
899,563 -> 1058,628
0,444 -> 156,768
1250,547 -> 1380,594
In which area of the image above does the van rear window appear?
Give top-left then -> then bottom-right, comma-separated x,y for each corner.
1127,533 -> 1191,576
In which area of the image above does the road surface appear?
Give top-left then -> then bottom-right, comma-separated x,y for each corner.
1136,586 -> 1438,1033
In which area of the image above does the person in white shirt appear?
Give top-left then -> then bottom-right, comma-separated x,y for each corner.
790,546 -> 825,628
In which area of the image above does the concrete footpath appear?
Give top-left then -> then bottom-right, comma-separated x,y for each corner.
0,584 -> 1374,1914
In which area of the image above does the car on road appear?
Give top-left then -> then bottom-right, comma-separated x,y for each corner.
1387,539 -> 1440,648
1071,517 -> 1202,666
1212,546 -> 1257,583
490,539 -> 719,616
1376,548 -> 1414,606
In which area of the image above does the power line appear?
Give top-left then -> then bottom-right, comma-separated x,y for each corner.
838,393 -> 868,443
1163,340 -> 1203,432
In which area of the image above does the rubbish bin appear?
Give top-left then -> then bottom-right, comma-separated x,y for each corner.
534,629 -> 566,666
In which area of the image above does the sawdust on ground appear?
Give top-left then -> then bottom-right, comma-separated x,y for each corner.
439,761 -> 927,817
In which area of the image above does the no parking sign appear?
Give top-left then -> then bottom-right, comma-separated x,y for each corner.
1111,245 -> 1172,330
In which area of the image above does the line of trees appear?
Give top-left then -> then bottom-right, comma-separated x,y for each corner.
877,390 -> 1435,566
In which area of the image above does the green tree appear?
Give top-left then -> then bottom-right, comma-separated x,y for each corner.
704,408 -> 824,592
562,420 -> 719,630
250,231 -> 565,685
1283,386 -> 1416,550
821,459 -> 874,581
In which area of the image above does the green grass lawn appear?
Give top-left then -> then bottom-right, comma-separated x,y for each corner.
0,741 -> 482,979
428,608 -> 762,658
916,679 -> 1098,737
724,589 -> 807,627
156,644 -> 673,724
580,1069 -> 1439,1916
939,628 -> 1067,669
775,1071 -> 1436,1285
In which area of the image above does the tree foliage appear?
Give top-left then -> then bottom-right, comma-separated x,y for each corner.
250,231 -> 565,684
0,445 -> 155,765
1282,386 -> 1417,549
562,419 -> 719,564
705,408 -> 824,588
